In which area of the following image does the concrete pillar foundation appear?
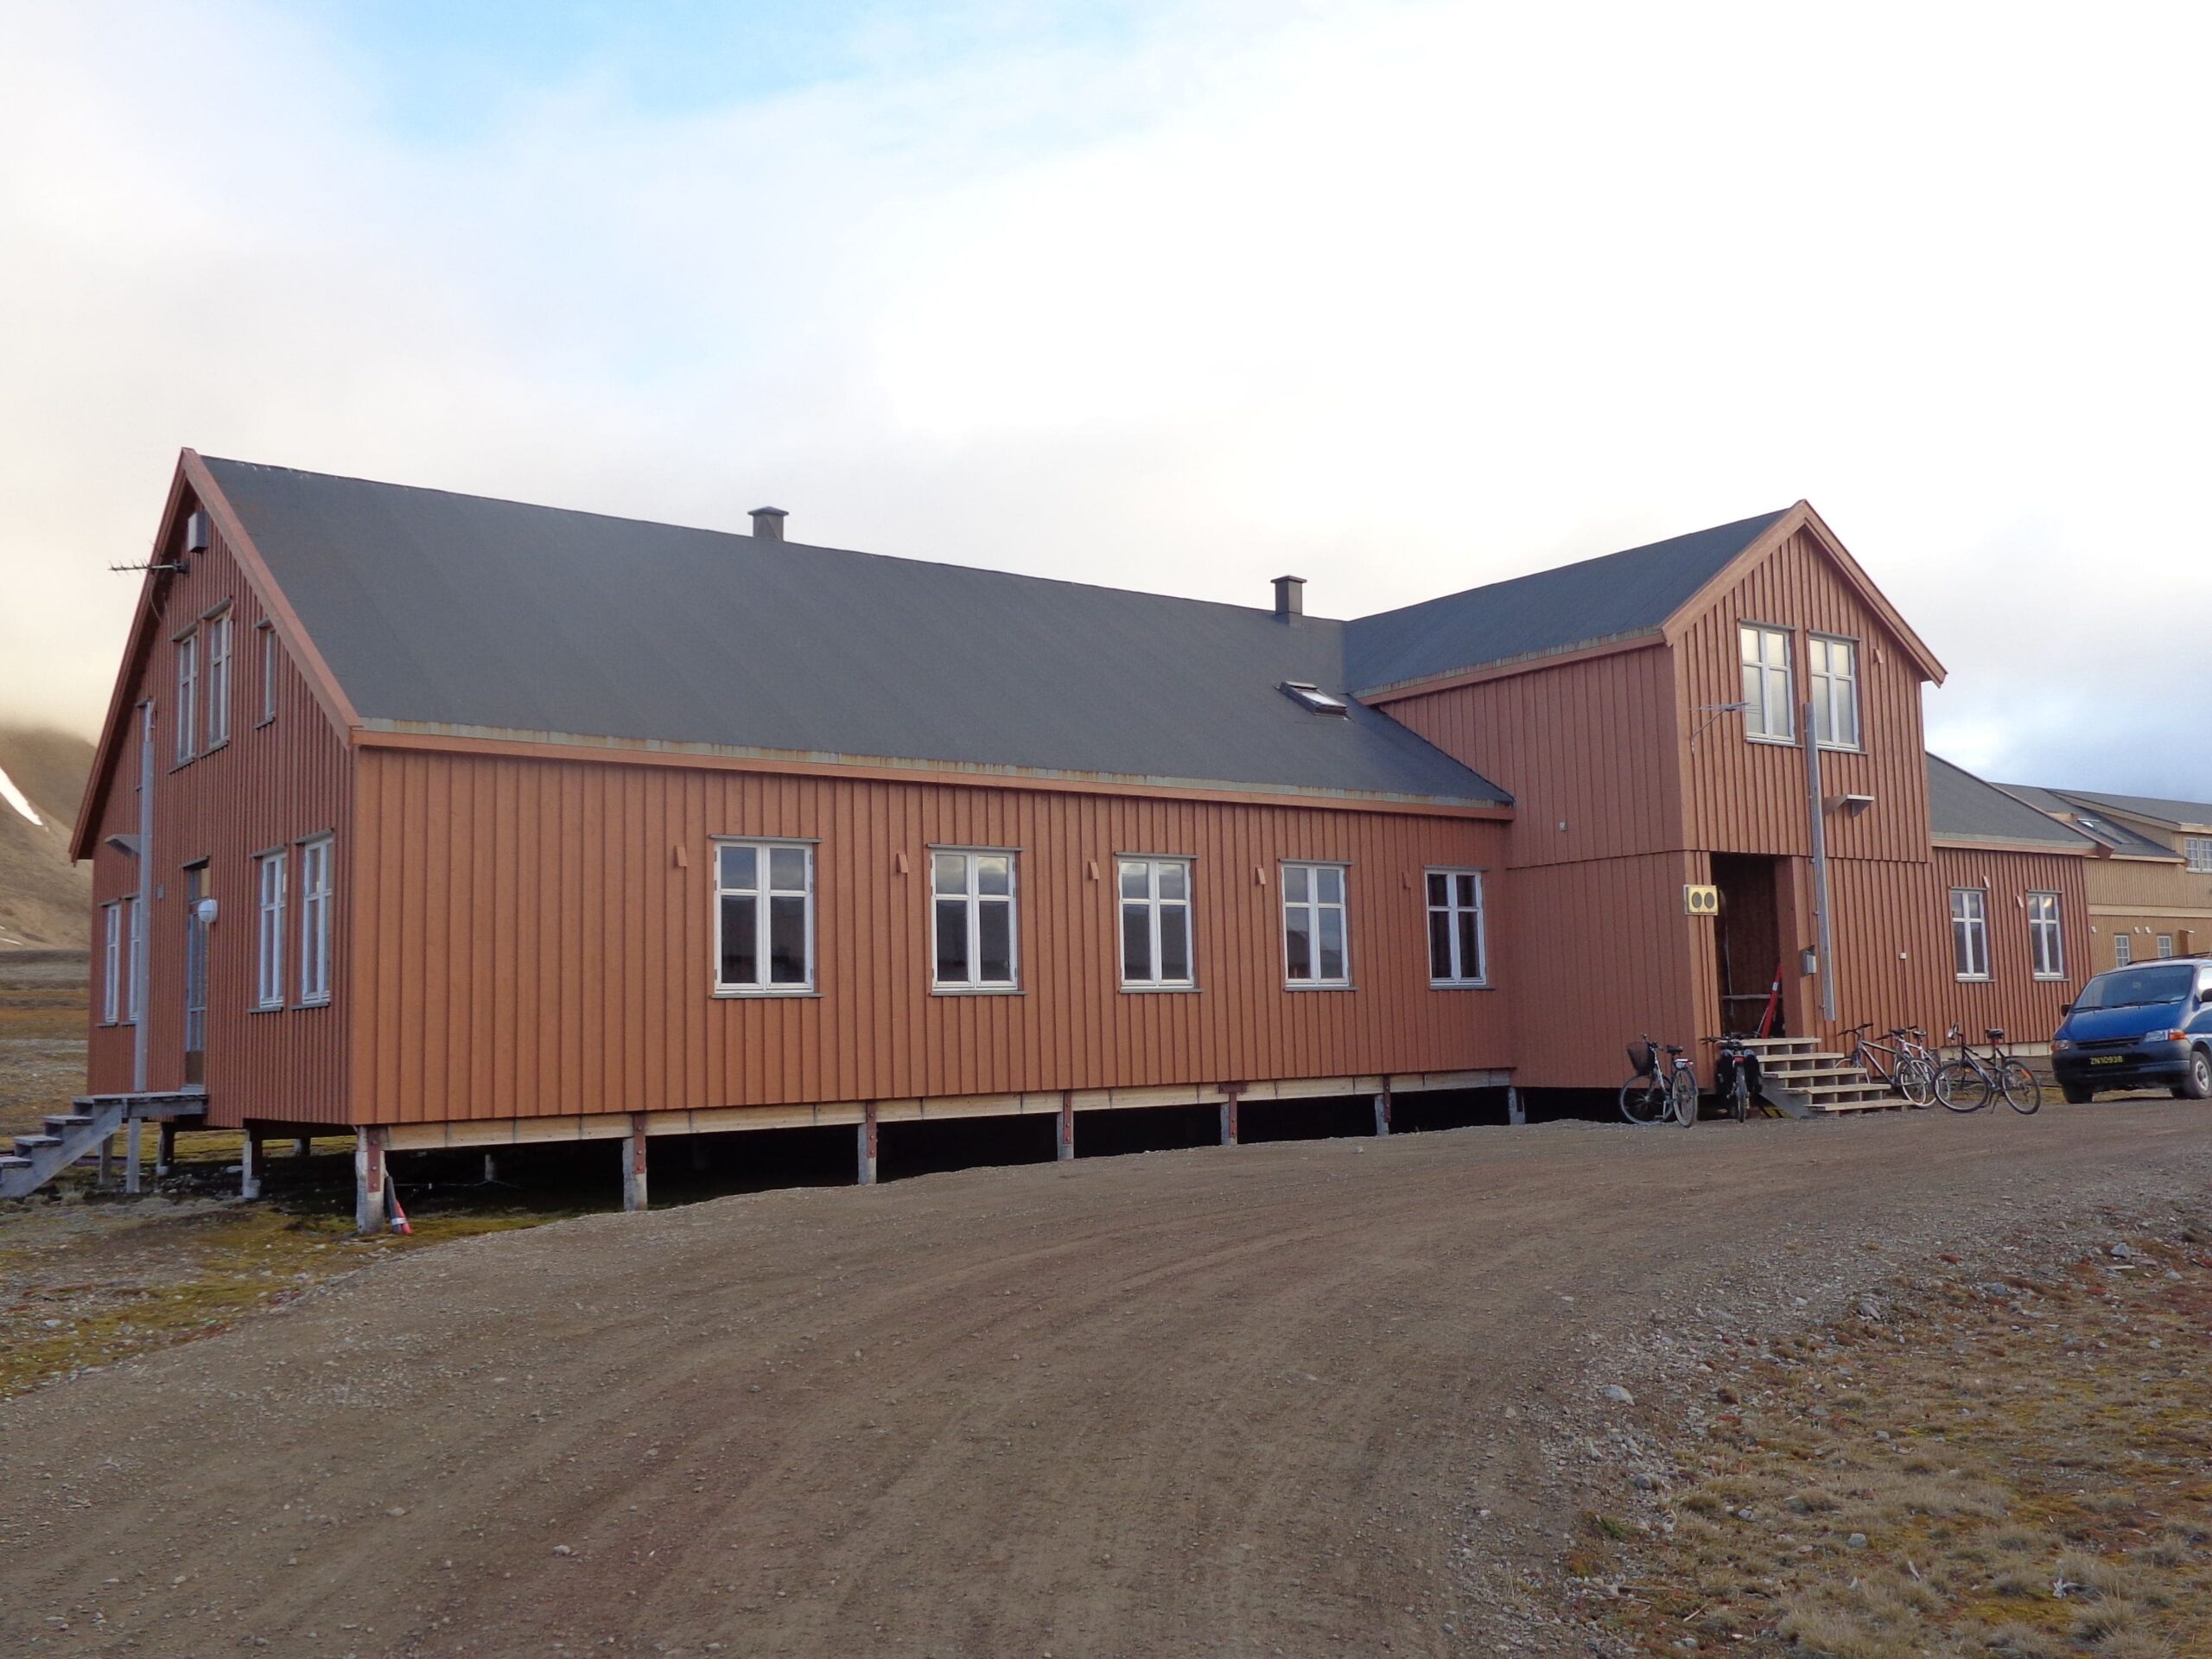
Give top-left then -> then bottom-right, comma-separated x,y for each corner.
354,1129 -> 387,1234
857,1103 -> 880,1185
239,1130 -> 264,1202
622,1115 -> 649,1212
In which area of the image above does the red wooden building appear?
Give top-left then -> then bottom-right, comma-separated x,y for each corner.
37,454 -> 2095,1223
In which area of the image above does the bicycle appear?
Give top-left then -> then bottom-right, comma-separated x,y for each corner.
1702,1034 -> 1761,1122
1845,1021 -> 1937,1109
1621,1034 -> 1699,1127
1936,1026 -> 2043,1115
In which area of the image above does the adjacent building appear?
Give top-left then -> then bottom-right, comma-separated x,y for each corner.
1997,785 -> 2212,967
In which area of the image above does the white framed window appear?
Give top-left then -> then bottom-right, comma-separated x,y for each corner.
255,850 -> 287,1009
205,610 -> 232,748
1426,868 -> 1487,986
1808,634 -> 1860,750
101,902 -> 123,1024
1738,624 -> 1794,741
121,894 -> 140,1023
257,621 -> 278,724
175,632 -> 198,761
1119,856 -> 1193,988
1282,861 -> 1350,987
2188,837 -> 2212,874
298,836 -> 334,1004
1950,887 -> 1990,980
932,849 -> 1017,990
2158,934 -> 2176,959
715,839 -> 814,994
2026,891 -> 2064,980
2114,933 -> 2133,967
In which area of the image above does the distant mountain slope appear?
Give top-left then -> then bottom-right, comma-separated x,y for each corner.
0,727 -> 94,949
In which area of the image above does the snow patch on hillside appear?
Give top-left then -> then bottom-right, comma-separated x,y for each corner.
0,764 -> 44,827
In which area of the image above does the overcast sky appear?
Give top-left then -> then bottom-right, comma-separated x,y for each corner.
3,0 -> 2206,797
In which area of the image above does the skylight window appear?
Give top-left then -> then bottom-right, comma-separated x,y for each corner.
1280,681 -> 1349,716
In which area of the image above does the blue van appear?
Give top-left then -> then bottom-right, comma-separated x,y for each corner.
2050,958 -> 2212,1103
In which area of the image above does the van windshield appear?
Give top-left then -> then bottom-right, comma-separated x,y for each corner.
2075,965 -> 2195,1010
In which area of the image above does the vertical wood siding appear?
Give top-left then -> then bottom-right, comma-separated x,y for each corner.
1929,846 -> 2094,1048
84,509 -> 353,1127
1498,851 -> 1706,1090
1674,527 -> 1932,863
1379,645 -> 1682,869
347,748 -> 1516,1124
1366,524 -> 1964,1084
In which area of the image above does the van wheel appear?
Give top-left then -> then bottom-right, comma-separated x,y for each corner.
2062,1084 -> 2094,1105
2183,1049 -> 2212,1101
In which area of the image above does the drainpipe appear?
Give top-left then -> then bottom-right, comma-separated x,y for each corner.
133,700 -> 153,1096
1804,698 -> 1836,1024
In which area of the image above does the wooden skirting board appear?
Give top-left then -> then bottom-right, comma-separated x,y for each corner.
378,1069 -> 1515,1154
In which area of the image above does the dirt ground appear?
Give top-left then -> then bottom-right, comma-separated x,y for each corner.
0,950 -> 89,1141
5,1100 -> 2212,1658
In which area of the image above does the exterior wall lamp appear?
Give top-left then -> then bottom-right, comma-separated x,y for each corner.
1689,701 -> 1749,751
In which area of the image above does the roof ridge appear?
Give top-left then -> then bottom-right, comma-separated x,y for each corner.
199,456 -> 1355,639
1347,507 -> 1795,628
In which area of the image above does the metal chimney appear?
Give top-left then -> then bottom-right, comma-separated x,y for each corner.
751,506 -> 788,541
1273,575 -> 1305,619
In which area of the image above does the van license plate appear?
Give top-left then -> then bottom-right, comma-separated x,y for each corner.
2091,1056 -> 2126,1065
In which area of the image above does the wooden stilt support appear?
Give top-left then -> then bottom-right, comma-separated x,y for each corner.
294,1136 -> 313,1158
857,1102 -> 879,1185
1507,1084 -> 1524,1126
622,1114 -> 649,1212
482,1152 -> 500,1183
354,1128 -> 387,1234
688,1135 -> 709,1175
97,1133 -> 115,1187
1057,1090 -> 1075,1162
1373,1088 -> 1392,1137
124,1119 -> 143,1193
239,1129 -> 264,1202
1219,1090 -> 1241,1147
156,1120 -> 177,1177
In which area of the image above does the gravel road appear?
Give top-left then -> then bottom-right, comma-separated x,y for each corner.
6,1102 -> 2212,1658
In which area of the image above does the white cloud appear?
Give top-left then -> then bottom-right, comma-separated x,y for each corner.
1,0 -> 2206,795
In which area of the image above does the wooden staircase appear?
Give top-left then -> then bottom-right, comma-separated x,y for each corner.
0,1091 -> 207,1200
1736,1037 -> 1897,1118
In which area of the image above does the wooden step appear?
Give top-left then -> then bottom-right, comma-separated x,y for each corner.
43,1115 -> 93,1132
13,1135 -> 60,1154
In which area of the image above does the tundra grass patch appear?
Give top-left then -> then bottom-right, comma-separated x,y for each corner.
1580,1227 -> 2212,1656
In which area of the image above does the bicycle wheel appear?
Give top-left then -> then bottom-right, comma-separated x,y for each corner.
1899,1057 -> 1937,1109
1936,1059 -> 1988,1112
1999,1058 -> 2043,1115
1619,1078 -> 1666,1125
1670,1069 -> 1698,1126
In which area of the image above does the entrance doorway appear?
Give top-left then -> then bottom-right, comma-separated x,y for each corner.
1712,854 -> 1783,1037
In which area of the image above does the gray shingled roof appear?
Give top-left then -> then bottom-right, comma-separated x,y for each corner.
204,459 -> 1509,808
1994,783 -> 2182,860
2050,787 -> 2212,834
1342,510 -> 1792,693
1927,757 -> 2095,850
